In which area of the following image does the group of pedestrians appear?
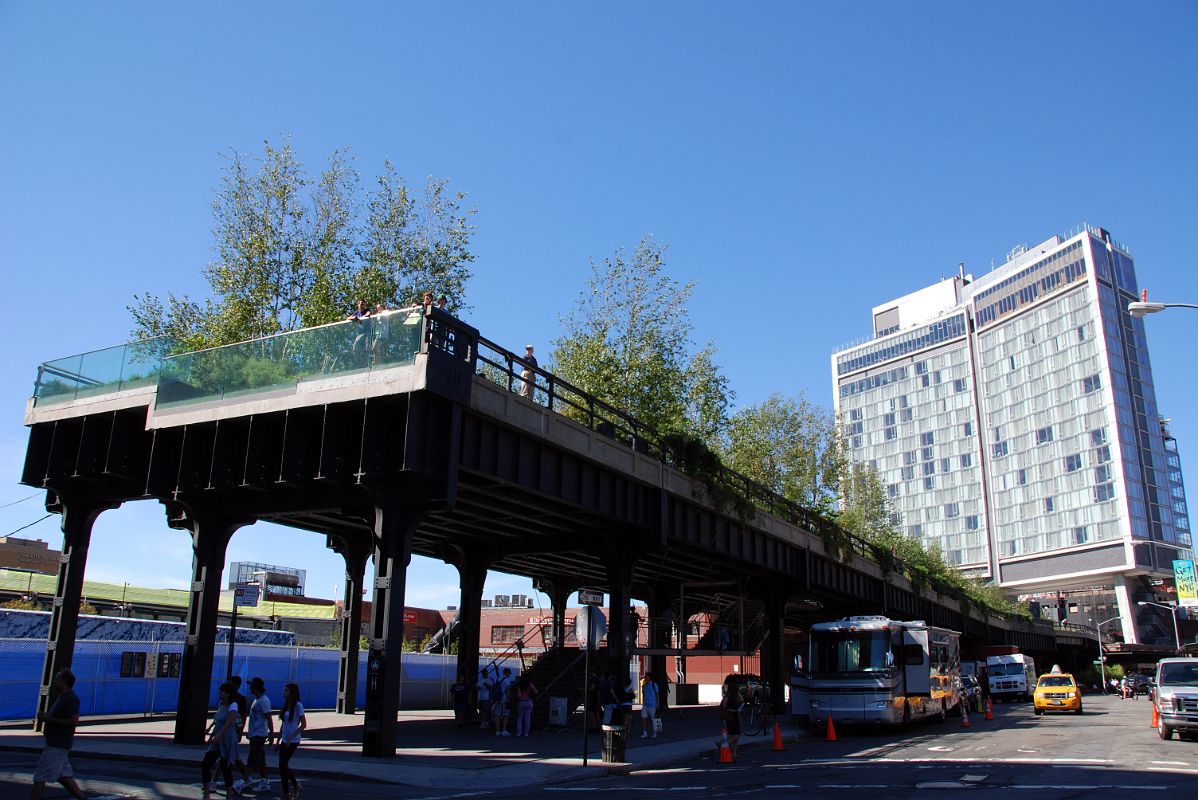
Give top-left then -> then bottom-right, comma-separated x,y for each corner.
457,665 -> 541,738
200,677 -> 306,798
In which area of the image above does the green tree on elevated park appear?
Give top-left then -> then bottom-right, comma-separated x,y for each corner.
129,138 -> 476,350
722,392 -> 846,515
551,235 -> 734,443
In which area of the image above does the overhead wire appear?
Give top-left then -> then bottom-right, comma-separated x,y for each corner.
5,514 -> 53,537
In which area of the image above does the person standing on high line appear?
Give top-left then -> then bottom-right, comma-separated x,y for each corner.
519,345 -> 537,399
30,669 -> 86,800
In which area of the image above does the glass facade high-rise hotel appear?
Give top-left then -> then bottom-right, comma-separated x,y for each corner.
831,226 -> 1192,644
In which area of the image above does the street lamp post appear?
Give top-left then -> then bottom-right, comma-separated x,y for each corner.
1127,300 -> 1198,318
1093,616 -> 1121,692
1138,600 -> 1182,653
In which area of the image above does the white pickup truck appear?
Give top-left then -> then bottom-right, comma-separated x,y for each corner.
1155,657 -> 1198,740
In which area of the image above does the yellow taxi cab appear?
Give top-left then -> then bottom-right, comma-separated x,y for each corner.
1033,672 -> 1083,715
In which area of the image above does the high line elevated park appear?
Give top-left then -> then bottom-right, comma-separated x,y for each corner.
20,305 -> 1095,756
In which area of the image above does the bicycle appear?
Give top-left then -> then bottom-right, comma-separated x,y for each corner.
738,687 -> 774,736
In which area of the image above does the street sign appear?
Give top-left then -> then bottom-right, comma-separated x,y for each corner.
233,584 -> 260,608
578,588 -> 604,606
574,606 -> 607,648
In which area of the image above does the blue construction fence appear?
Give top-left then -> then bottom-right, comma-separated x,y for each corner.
0,638 -> 479,721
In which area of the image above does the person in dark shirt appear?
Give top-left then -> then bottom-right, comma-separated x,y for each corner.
31,669 -> 86,800
449,672 -> 471,728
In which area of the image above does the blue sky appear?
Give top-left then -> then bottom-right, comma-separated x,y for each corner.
1,2 -> 1196,611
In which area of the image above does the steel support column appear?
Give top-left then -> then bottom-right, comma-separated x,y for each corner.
603,547 -> 635,676
646,589 -> 676,710
35,492 -> 119,730
760,585 -> 789,716
452,555 -> 489,690
172,507 -> 253,744
362,504 -> 419,758
545,579 -> 573,649
329,534 -> 371,714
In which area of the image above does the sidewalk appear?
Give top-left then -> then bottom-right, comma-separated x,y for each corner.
0,706 -> 807,789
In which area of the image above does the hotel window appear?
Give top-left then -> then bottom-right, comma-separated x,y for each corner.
1036,426 -> 1054,445
1073,526 -> 1089,545
1045,497 -> 1055,512
944,503 -> 960,518
965,515 -> 979,530
1083,374 -> 1102,394
964,422 -> 973,437
1065,454 -> 1083,472
954,378 -> 967,393
920,432 -> 935,446
960,453 -> 972,468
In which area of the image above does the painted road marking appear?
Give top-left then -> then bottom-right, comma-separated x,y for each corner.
1150,760 -> 1189,766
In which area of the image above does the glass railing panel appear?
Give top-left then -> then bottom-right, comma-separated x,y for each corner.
34,353 -> 87,405
118,339 -> 171,391
33,338 -> 171,406
74,344 -> 132,400
156,309 -> 425,408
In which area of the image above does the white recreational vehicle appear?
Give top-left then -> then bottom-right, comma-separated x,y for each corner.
986,653 -> 1036,702
801,615 -> 961,727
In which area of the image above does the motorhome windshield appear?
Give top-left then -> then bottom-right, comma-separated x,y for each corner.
990,663 -> 1026,677
811,630 -> 891,673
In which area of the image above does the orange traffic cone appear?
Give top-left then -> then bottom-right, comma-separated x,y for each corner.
825,714 -> 838,741
717,727 -> 734,763
961,702 -> 972,728
984,697 -> 994,721
1151,703 -> 1159,728
772,720 -> 785,751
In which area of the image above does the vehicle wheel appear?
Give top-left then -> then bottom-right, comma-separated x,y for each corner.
1075,705 -> 1083,715
1034,708 -> 1043,716
1158,717 -> 1174,740
901,704 -> 912,730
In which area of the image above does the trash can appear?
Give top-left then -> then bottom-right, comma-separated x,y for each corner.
601,724 -> 627,762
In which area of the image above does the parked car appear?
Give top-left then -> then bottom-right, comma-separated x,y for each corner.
1154,658 -> 1198,740
1033,672 -> 1082,715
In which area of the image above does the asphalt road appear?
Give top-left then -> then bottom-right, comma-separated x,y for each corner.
2,695 -> 1195,799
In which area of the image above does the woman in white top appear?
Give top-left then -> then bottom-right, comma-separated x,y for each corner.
276,683 -> 306,797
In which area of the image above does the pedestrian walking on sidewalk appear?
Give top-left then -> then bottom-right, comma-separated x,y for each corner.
514,674 -> 538,737
640,672 -> 660,738
30,669 -> 86,800
492,668 -> 513,737
450,672 -> 471,728
718,684 -> 742,760
229,675 -> 251,794
201,682 -> 241,797
276,683 -> 306,798
245,677 -> 275,793
477,666 -> 493,730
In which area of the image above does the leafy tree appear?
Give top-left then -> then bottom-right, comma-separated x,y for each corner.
551,235 -> 732,441
722,392 -> 844,513
130,138 -> 476,348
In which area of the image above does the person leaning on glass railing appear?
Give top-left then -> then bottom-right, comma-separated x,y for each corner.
346,299 -> 372,368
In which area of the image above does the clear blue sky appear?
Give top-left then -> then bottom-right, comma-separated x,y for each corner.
1,2 -> 1196,611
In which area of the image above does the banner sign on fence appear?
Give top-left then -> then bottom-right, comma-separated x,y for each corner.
234,584 -> 261,608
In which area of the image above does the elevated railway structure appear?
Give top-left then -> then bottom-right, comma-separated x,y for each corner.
21,307 -> 1092,756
